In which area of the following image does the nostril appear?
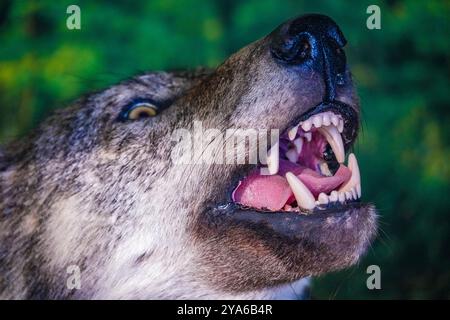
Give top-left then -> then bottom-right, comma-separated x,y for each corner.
336,73 -> 345,86
271,33 -> 313,65
271,14 -> 347,69
298,40 -> 311,60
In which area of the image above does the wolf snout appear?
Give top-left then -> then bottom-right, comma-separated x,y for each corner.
270,14 -> 348,101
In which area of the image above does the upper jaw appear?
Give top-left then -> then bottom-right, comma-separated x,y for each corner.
287,101 -> 359,149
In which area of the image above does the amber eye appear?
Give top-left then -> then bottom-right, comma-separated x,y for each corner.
128,103 -> 158,119
119,100 -> 160,121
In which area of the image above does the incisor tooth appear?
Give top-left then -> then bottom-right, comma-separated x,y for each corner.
339,153 -> 361,193
331,115 -> 339,127
301,120 -> 312,132
304,132 -> 312,142
317,125 -> 345,163
322,113 -> 331,126
293,138 -> 303,153
285,172 -> 316,210
267,142 -> 279,175
338,192 -> 345,203
351,187 -> 357,199
312,116 -> 322,128
345,191 -> 352,200
338,120 -> 344,133
330,190 -> 338,202
288,125 -> 299,141
319,162 -> 332,176
318,192 -> 329,204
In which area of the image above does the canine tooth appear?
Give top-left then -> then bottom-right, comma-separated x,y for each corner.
286,172 -> 316,210
317,125 -> 345,163
338,192 -> 345,203
286,149 -> 298,163
267,142 -> 279,175
356,183 -> 361,198
301,120 -> 312,132
288,125 -> 299,141
318,192 -> 329,204
304,132 -> 312,142
312,115 -> 322,128
293,138 -> 303,153
322,113 -> 331,126
331,114 -> 339,127
330,191 -> 338,202
338,119 -> 344,133
339,153 -> 361,193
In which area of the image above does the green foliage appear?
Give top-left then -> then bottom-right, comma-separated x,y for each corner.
0,0 -> 449,298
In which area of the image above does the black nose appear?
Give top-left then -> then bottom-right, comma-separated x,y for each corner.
270,14 -> 348,101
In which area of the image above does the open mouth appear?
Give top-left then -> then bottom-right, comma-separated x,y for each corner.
232,103 -> 361,214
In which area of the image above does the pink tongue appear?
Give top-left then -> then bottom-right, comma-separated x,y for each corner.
232,159 -> 351,211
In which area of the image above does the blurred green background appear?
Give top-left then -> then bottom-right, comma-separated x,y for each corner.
0,0 -> 449,299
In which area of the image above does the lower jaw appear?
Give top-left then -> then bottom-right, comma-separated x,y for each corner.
196,201 -> 377,294
235,197 -> 362,215
224,200 -> 366,217
207,202 -> 377,278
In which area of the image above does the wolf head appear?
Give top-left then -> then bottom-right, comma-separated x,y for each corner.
0,14 -> 376,299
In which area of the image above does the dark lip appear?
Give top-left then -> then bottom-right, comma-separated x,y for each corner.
233,197 -> 362,215
220,100 -> 361,214
210,201 -> 368,234
286,100 -> 359,149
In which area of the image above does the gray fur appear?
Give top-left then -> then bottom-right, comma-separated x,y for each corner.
0,19 -> 376,299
